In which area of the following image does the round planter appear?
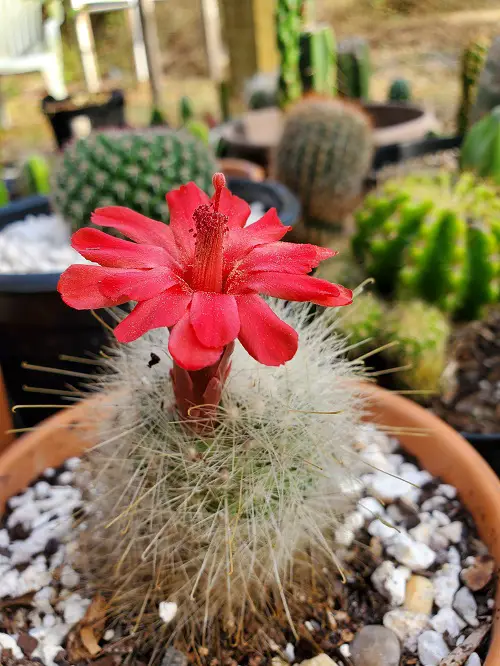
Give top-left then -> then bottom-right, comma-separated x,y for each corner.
42,90 -> 126,150
227,178 -> 301,228
0,384 -> 499,661
218,158 -> 265,182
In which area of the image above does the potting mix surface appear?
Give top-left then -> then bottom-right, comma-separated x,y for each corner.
0,426 -> 495,666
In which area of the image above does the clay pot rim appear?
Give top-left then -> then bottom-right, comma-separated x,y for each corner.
1,384 -> 499,663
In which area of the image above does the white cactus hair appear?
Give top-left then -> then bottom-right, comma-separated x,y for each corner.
77,301 -> 368,644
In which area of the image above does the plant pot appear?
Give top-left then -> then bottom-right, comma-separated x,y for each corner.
226,178 -> 301,228
42,90 -> 126,150
0,196 -> 112,430
0,384 -> 499,662
218,158 -> 265,182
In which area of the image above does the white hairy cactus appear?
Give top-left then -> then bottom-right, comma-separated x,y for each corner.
76,301 -> 367,642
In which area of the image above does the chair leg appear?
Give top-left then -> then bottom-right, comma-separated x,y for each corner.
42,54 -> 68,100
75,10 -> 100,93
128,5 -> 150,82
0,368 -> 13,454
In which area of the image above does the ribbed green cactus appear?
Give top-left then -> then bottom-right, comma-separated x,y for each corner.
388,78 -> 411,102
299,25 -> 336,96
335,291 -> 386,350
274,98 -> 374,229
51,128 -> 218,232
276,0 -> 303,108
353,171 -> 500,320
337,37 -> 370,100
384,300 -> 450,393
461,106 -> 500,183
457,37 -> 489,135
21,155 -> 51,196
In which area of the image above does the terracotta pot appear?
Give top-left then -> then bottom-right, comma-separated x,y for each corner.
1,385 -> 499,662
218,158 -> 265,182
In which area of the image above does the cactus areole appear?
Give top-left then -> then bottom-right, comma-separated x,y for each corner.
58,174 -> 352,420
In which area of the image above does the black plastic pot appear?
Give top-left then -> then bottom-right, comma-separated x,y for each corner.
461,433 -> 500,479
0,196 -> 113,430
226,178 -> 301,228
42,89 -> 126,150
372,134 -> 463,172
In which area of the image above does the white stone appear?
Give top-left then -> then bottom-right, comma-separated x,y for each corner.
65,457 -> 81,471
430,608 -> 466,638
429,531 -> 450,552
58,471 -> 74,486
383,609 -> 429,653
453,587 -> 479,627
371,561 -> 410,606
159,601 -> 178,624
57,593 -> 91,625
410,520 -> 439,546
0,633 -> 23,659
465,654 -> 481,666
104,629 -> 115,641
33,587 -> 56,614
0,529 -> 9,548
439,522 -> 463,544
300,655 -> 338,666
60,565 -> 80,589
433,564 -> 461,608
368,518 -> 398,542
334,526 -> 355,547
386,504 -> 406,524
418,631 -> 450,665
344,511 -> 365,532
44,468 -> 56,479
457,635 -> 466,645
437,484 -> 457,499
285,643 -> 295,662
432,510 -> 451,526
386,532 -> 436,570
487,598 -> 495,609
399,463 -> 433,487
7,501 -> 40,530
34,481 -> 52,499
448,547 -> 461,565
421,496 -> 447,511
33,641 -> 65,666
8,488 -> 35,508
387,454 -> 404,470
0,569 -> 21,598
339,644 -> 350,658
367,472 -> 420,503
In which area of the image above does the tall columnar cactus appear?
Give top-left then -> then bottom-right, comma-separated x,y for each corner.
457,37 -> 490,135
352,171 -> 500,320
276,0 -> 303,108
299,25 -> 336,96
337,37 -> 370,100
51,129 -> 218,232
471,36 -> 500,124
274,98 -> 374,229
461,106 -> 500,183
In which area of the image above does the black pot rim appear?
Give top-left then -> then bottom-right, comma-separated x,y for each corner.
461,431 -> 500,444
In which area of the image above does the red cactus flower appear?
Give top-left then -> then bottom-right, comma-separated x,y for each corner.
58,174 -> 351,372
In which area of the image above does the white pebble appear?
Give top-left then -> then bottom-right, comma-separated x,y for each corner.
358,497 -> 385,521
58,593 -> 91,625
285,643 -> 295,662
487,598 -> 495,609
432,510 -> 451,526
65,457 -> 81,471
430,608 -> 466,638
448,547 -> 461,565
437,484 -> 457,499
368,518 -> 398,542
386,532 -> 436,570
453,587 -> 479,627
410,520 -> 439,546
34,481 -> 52,499
439,521 -> 463,544
0,633 -> 23,658
159,601 -> 178,624
60,565 -> 80,589
33,587 -> 56,614
0,529 -> 9,548
43,614 -> 57,628
386,504 -> 406,524
33,641 -> 65,666
418,630 -> 450,665
421,496 -> 447,511
371,561 -> 410,606
334,525 -> 355,547
339,644 -> 350,658
383,609 -> 429,652
43,468 -> 56,479
104,629 -> 115,641
367,472 -> 420,503
58,471 -> 74,486
465,654 -> 481,666
433,564 -> 461,608
8,488 -> 35,508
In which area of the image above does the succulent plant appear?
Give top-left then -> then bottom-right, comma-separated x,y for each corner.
51,128 -> 218,232
335,290 -> 386,350
461,106 -> 500,183
471,36 -> 500,124
384,300 -> 450,393
352,171 -> 500,320
299,24 -> 336,96
0,179 -> 9,207
179,95 -> 194,124
276,0 -> 303,108
21,155 -> 51,196
388,78 -> 411,102
274,98 -> 374,230
457,36 -> 490,135
337,37 -> 370,100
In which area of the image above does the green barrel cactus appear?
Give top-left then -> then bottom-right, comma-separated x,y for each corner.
274,98 -> 374,230
457,36 -> 490,135
299,24 -> 336,96
352,171 -> 500,320
388,78 -> 411,102
276,0 -> 303,108
337,37 -> 370,100
51,128 -> 218,232
461,106 -> 500,183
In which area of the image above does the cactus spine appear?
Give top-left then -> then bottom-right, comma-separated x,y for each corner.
353,171 -> 500,320
276,0 -> 303,108
457,37 -> 489,135
337,37 -> 370,100
274,98 -> 374,231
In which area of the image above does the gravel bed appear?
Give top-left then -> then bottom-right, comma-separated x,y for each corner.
0,426 -> 494,666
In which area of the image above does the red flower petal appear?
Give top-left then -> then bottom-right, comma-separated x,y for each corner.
114,285 -> 192,343
72,228 -> 174,269
91,207 -> 180,258
236,294 -> 298,366
99,267 -> 180,302
58,265 -> 131,310
216,187 -> 251,228
238,272 -> 353,306
168,309 -> 224,371
224,208 -> 291,267
190,292 -> 240,348
166,182 -> 210,258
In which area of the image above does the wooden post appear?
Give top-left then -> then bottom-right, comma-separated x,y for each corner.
138,0 -> 163,110
218,0 -> 278,102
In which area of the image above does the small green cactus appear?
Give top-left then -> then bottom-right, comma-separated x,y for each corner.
388,78 -> 411,102
21,155 -> 51,196
352,171 -> 500,320
337,37 -> 370,100
179,96 -> 194,125
384,300 -> 450,394
299,25 -> 336,96
149,107 -> 167,126
461,106 -> 500,183
335,291 -> 386,350
274,98 -> 374,230
276,0 -> 303,108
0,179 -> 9,207
457,36 -> 490,135
51,128 -> 218,232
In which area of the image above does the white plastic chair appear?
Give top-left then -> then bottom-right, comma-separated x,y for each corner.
0,0 -> 67,126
